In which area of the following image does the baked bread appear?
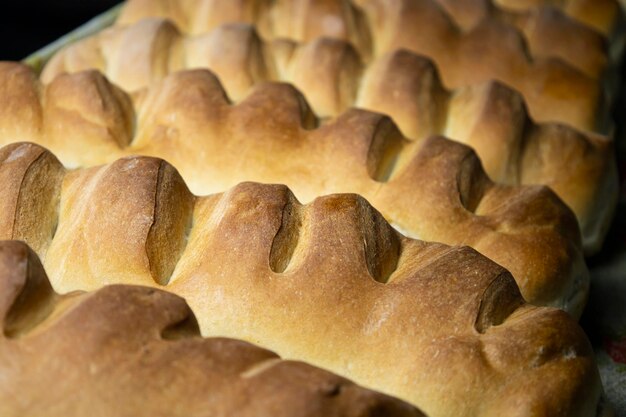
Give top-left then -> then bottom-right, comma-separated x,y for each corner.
40,20 -> 619,252
0,66 -> 589,315
493,0 -> 622,36
364,0 -> 611,77
115,0 -> 611,78
0,149 -> 603,416
115,0 -> 607,132
0,240 -> 423,417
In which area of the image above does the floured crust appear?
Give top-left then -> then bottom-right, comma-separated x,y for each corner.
0,64 -> 590,315
40,21 -> 619,252
114,0 -> 606,132
0,163 -> 603,416
0,240 -> 423,417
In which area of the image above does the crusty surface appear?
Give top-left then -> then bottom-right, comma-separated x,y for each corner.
0,169 -> 603,416
0,65 -> 590,315
0,240 -> 424,417
115,0 -> 612,78
39,21 -> 619,252
115,0 -> 606,132
493,0 -> 622,36
0,66 -> 590,312
371,0 -> 611,77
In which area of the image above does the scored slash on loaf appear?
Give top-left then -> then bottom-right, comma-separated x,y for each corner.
114,0 -> 610,132
0,67 -> 589,317
0,240 -> 424,417
2,0 -> 622,416
0,147 -> 603,417
40,19 -> 619,253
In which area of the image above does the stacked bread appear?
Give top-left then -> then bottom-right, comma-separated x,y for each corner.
0,147 -> 604,417
0,240 -> 424,417
41,17 -> 618,252
492,0 -> 623,36
114,0 -> 612,128
0,0 -> 622,415
0,68 -> 588,316
415,0 -> 615,71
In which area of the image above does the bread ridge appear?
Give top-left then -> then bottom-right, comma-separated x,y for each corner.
492,0 -> 622,36
0,240 -> 424,417
0,65 -> 589,314
40,20 -> 619,252
367,0 -> 612,76
114,0 -> 606,133
0,154 -> 602,416
117,0 -> 610,77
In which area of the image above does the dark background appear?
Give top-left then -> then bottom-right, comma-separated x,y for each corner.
0,1 -> 120,60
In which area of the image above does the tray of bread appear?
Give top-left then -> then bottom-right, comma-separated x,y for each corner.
1,0 -> 625,415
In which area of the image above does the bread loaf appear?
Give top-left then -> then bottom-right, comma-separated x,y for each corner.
363,0 -> 611,76
0,240 -> 423,417
0,148 -> 603,417
493,0 -> 622,36
115,0 -> 607,132
115,0 -> 611,78
0,66 -> 589,315
40,21 -> 619,252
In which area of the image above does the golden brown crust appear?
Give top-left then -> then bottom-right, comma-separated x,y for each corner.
117,0 -> 612,77
493,0 -> 622,36
0,240 -> 424,417
0,144 -> 64,256
0,171 -> 602,416
366,0 -> 604,131
40,22 -> 618,252
404,0 -> 610,77
114,0 -> 606,132
0,65 -> 590,313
